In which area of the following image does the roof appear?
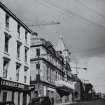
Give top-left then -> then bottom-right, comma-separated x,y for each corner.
0,1 -> 32,33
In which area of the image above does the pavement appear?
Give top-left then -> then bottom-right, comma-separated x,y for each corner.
54,102 -> 71,105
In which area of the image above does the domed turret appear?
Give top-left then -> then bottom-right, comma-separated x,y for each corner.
56,36 -> 71,63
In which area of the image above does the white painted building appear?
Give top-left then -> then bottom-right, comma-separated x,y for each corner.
0,2 -> 32,105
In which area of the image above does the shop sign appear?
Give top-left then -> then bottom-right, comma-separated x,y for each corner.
1,79 -> 24,89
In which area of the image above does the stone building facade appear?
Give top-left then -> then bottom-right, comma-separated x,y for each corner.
30,34 -> 76,104
0,2 -> 32,105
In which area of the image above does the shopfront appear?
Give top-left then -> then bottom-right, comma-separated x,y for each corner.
0,78 -> 31,105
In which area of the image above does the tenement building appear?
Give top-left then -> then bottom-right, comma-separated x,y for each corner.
0,2 -> 32,105
30,34 -> 76,104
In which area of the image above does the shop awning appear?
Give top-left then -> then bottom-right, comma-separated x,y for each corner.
55,80 -> 75,90
55,80 -> 76,97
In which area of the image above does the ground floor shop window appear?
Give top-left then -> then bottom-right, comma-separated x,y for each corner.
18,92 -> 20,105
12,91 -> 14,103
3,92 -> 7,102
23,93 -> 27,105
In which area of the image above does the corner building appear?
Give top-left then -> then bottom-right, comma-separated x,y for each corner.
0,2 -> 32,105
30,34 -> 75,104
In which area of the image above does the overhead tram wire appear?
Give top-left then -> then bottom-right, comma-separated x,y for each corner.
27,21 -> 60,27
36,0 -> 88,64
31,0 -> 105,64
76,0 -> 105,20
35,0 -> 65,17
39,0 -> 74,16
39,0 -> 105,30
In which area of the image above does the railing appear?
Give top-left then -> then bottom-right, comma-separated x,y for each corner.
40,54 -> 63,70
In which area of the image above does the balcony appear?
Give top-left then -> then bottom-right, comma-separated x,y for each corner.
40,54 -> 62,70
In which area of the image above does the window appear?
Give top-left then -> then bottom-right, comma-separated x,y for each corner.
47,67 -> 50,82
36,63 -> 40,70
24,76 -> 27,83
3,92 -> 7,102
3,58 -> 9,78
25,47 -> 28,63
56,72 -> 57,81
46,66 -> 49,81
12,91 -> 14,102
5,14 -> 9,29
50,69 -> 52,82
16,63 -> 21,81
25,30 -> 28,44
17,23 -> 20,37
24,67 -> 28,83
4,34 -> 10,53
17,43 -> 21,59
52,69 -> 54,83
36,48 -> 40,56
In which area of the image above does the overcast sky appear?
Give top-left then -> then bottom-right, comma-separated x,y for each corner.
1,0 -> 105,93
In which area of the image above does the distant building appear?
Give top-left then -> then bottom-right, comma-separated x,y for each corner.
0,2 -> 32,105
30,34 -> 76,104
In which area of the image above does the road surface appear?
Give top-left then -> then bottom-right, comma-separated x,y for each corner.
56,99 -> 105,105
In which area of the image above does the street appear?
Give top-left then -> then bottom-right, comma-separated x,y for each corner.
55,99 -> 105,105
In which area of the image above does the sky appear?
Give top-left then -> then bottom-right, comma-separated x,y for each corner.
0,0 -> 105,93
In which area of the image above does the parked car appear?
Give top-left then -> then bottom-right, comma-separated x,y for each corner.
29,96 -> 54,105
